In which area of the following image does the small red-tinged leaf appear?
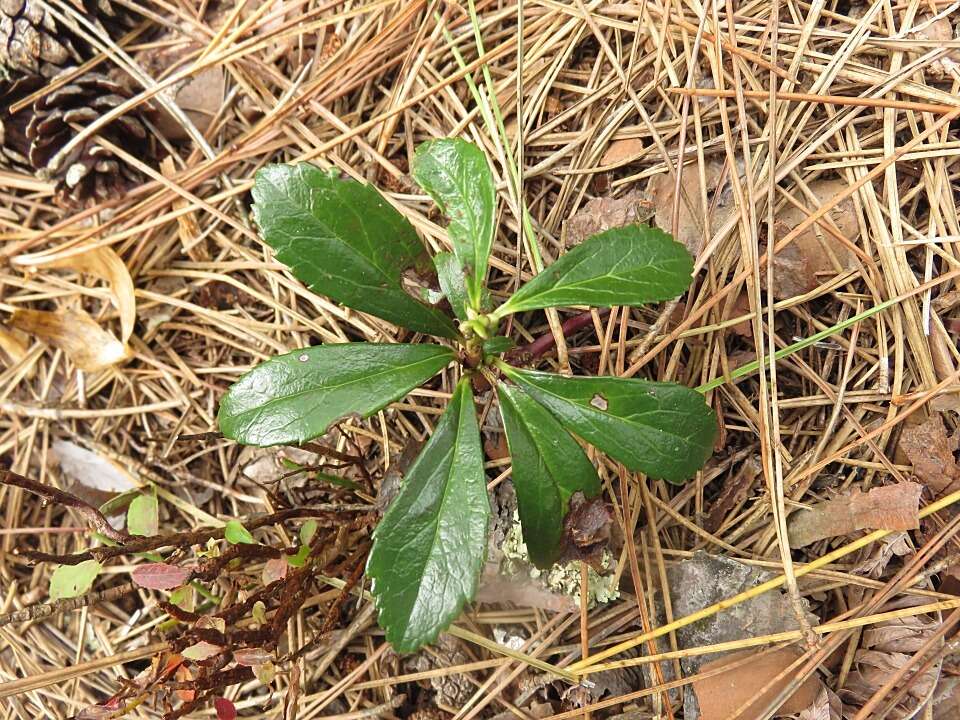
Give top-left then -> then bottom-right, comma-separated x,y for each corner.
175,664 -> 195,702
132,563 -> 191,590
233,647 -> 272,666
182,641 -> 222,661
214,697 -> 237,720
254,661 -> 276,686
262,557 -> 287,585
195,615 -> 226,633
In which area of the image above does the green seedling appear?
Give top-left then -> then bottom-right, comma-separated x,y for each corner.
218,138 -> 717,652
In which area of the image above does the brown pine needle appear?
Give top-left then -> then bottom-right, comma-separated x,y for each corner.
670,87 -> 959,115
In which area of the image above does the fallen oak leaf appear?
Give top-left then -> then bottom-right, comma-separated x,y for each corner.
788,482 -> 922,548
9,308 -> 131,372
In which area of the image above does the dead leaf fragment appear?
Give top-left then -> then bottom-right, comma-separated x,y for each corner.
559,493 -> 611,568
52,439 -> 137,494
0,324 -> 31,369
898,414 -> 960,495
770,179 -> 859,299
14,246 -> 136,343
694,647 -> 822,720
564,191 -> 654,247
799,685 -> 843,720
788,482 -> 923,548
10,308 -> 132,372
649,159 -> 735,257
600,137 -> 644,166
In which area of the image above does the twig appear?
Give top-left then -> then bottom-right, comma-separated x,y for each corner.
0,469 -> 131,543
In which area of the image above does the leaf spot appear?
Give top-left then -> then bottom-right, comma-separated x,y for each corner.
590,393 -> 608,411
298,353 -> 309,362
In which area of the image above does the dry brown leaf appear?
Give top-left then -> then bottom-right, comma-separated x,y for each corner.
934,678 -> 960,720
897,414 -> 960,495
693,647 -> 822,720
649,159 -> 735,257
14,245 -> 136,343
52,440 -> 138,494
788,482 -> 922,548
912,14 -> 960,78
563,191 -> 654,247
155,67 -> 226,140
600,137 -> 644,166
799,686 -> 843,720
0,324 -> 31,365
770,179 -> 858,299
10,308 -> 132,372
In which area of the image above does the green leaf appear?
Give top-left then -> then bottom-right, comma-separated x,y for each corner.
503,367 -> 716,484
434,252 -> 469,322
300,520 -> 317,546
412,139 -> 495,308
225,520 -> 255,545
496,225 -> 693,317
219,343 -> 454,446
252,164 -> 457,338
498,382 -> 600,567
482,336 -> 515,356
98,489 -> 140,517
286,545 -> 310,567
127,491 -> 158,537
314,471 -> 361,491
367,378 -> 490,652
49,560 -> 102,600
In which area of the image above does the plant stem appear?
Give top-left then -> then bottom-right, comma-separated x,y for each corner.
506,308 -> 610,363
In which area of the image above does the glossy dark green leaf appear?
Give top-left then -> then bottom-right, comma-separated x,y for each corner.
367,378 -> 489,652
412,139 -> 495,308
482,336 -> 515,356
498,382 -> 600,567
252,164 -> 457,338
503,367 -> 716,484
434,252 -> 469,322
219,343 -> 454,446
497,225 -> 693,316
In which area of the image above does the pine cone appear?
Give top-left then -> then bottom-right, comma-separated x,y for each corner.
26,68 -> 154,204
0,72 -> 41,171
0,0 -> 134,79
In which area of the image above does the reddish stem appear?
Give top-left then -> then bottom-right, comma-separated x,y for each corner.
507,308 -> 611,363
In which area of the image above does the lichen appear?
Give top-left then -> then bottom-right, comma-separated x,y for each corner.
499,513 -> 618,609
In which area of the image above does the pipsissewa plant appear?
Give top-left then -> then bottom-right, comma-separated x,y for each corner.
218,138 -> 717,652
